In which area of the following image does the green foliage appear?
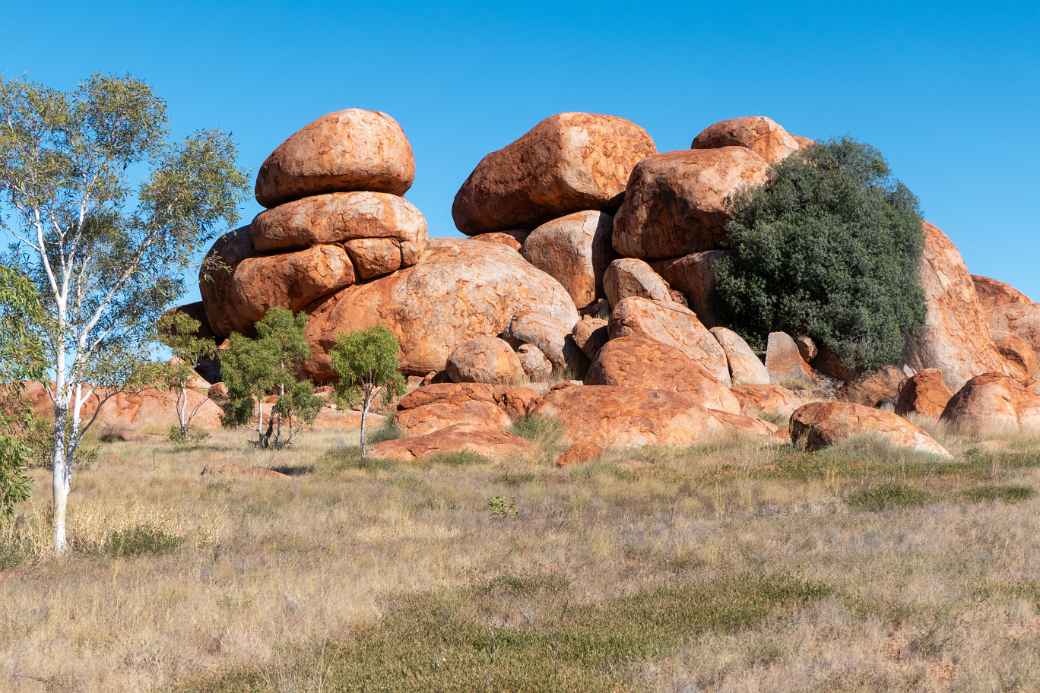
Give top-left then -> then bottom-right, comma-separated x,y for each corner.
102,524 -> 183,557
157,312 -> 216,384
715,139 -> 927,371
0,433 -> 31,520
845,483 -> 931,512
368,416 -> 401,444
487,495 -> 518,519
961,484 -> 1035,504
510,414 -> 565,465
330,326 -> 406,408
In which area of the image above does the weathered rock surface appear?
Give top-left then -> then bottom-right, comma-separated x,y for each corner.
532,385 -> 776,455
603,258 -> 672,308
522,210 -> 613,309
691,116 -> 800,165
394,383 -> 539,437
732,384 -> 808,420
302,240 -> 579,381
447,337 -> 526,385
199,225 -> 255,337
838,366 -> 907,409
372,424 -> 530,462
710,327 -> 769,386
255,109 -> 415,207
612,147 -> 770,259
992,332 -> 1037,381
572,316 -> 609,361
765,332 -> 816,388
940,373 -> 1040,436
452,112 -> 656,233
795,336 -> 818,363
472,230 -> 529,252
516,343 -> 553,382
652,251 -> 727,327
790,401 -> 951,458
585,336 -> 741,413
895,369 -> 952,420
906,222 -> 1007,391
609,297 -> 730,385
972,275 -> 1032,310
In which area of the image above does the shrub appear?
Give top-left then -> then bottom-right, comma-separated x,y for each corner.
715,139 -> 926,371
846,483 -> 930,512
962,485 -> 1035,504
103,524 -> 183,557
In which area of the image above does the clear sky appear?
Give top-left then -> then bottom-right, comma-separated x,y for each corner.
3,1 -> 1038,301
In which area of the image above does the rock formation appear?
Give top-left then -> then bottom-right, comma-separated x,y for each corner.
521,210 -> 613,309
691,115 -> 801,165
894,369 -> 952,420
790,401 -> 951,458
940,373 -> 1040,436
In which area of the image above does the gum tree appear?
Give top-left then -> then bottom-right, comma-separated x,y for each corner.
330,326 -> 405,457
156,311 -> 217,441
0,74 -> 248,553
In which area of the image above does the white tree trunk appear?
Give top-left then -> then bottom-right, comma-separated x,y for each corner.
51,400 -> 70,555
359,389 -> 371,458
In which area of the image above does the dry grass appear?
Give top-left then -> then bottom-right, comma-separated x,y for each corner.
2,426 -> 1040,691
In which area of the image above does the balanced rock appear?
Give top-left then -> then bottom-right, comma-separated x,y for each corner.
691,116 -> 800,165
906,222 -> 1006,391
652,250 -> 727,327
940,373 -> 1040,436
790,401 -> 951,458
522,210 -> 613,309
732,384 -> 808,420
372,424 -> 530,462
302,240 -> 579,381
199,225 -> 255,337
447,337 -> 525,385
585,335 -> 741,413
452,112 -> 656,233
765,332 -> 816,388
710,327 -> 769,386
255,109 -> 415,208
609,297 -> 730,385
603,258 -> 672,308
472,230 -> 529,252
612,147 -> 771,259
894,369 -> 952,420
394,383 -> 539,437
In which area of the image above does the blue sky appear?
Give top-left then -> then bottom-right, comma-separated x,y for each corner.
3,1 -> 1038,300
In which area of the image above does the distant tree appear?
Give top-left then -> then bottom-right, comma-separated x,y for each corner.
714,138 -> 926,372
156,311 -> 217,441
330,326 -> 405,458
0,74 -> 248,553
219,308 -> 320,448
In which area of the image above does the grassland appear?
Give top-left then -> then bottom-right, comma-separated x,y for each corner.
3,425 -> 1040,691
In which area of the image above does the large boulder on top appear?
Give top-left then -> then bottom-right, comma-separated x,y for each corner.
452,112 -> 656,234
199,225 -> 255,337
612,147 -> 771,260
302,240 -> 579,382
906,222 -> 1007,391
895,369 -> 952,420
532,385 -> 776,460
254,109 -> 415,208
372,425 -> 530,462
652,250 -> 727,327
447,337 -> 526,385
603,258 -> 672,308
940,373 -> 1040,436
691,116 -> 800,165
710,327 -> 769,386
585,335 -> 740,414
609,296 -> 730,385
790,401 -> 951,458
521,210 -> 613,309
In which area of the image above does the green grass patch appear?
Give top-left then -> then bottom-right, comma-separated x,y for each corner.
845,484 -> 931,512
368,417 -> 401,444
425,450 -> 490,466
100,524 -> 183,557
184,572 -> 829,692
961,484 -> 1035,504
319,446 -> 394,473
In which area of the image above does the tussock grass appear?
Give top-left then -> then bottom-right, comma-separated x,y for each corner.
846,484 -> 931,512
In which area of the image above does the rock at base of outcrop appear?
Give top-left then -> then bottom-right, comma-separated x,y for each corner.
710,327 -> 769,386
472,230 -> 530,252
993,333 -> 1038,382
585,336 -> 740,414
517,344 -> 553,382
522,211 -> 613,309
732,384 -> 809,421
940,373 -> 1040,436
691,116 -> 801,165
572,316 -> 609,361
393,383 -> 539,437
838,366 -> 908,409
651,251 -> 727,327
795,336 -> 818,363
609,297 -> 730,386
372,424 -> 530,462
447,337 -> 526,385
894,369 -> 952,420
255,108 -> 415,208
790,401 -> 951,458
452,112 -> 657,233
766,332 -> 817,388
612,147 -> 771,260
603,258 -> 672,308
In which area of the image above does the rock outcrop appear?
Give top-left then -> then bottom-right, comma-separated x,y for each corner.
602,258 -> 672,308
393,383 -> 538,437
452,112 -> 656,233
894,369 -> 952,420
651,251 -> 727,327
940,373 -> 1040,436
790,401 -> 951,458
372,425 -> 530,462
710,327 -> 769,386
691,116 -> 800,165
521,210 -> 613,309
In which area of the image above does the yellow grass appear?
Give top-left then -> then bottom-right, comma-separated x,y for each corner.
2,427 -> 1040,690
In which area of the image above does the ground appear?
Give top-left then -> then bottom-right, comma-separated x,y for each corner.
3,422 -> 1040,692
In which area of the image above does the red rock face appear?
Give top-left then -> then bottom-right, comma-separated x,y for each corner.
906,222 -> 1007,391
838,366 -> 908,408
895,369 -> 952,420
710,327 -> 769,386
972,275 -> 1040,379
521,210 -> 614,309
302,240 -> 579,381
572,316 -> 609,361
254,109 -> 415,208
585,335 -> 740,414
972,275 -> 1032,309
199,225 -> 255,337
612,147 -> 771,260
790,401 -> 951,458
652,251 -> 727,327
765,332 -> 817,388
452,112 -> 657,234
994,333 -> 1038,381
472,230 -> 529,252
940,373 -> 1040,436
371,424 -> 530,462
447,337 -> 526,385
608,296 -> 730,386
394,383 -> 538,436
731,384 -> 809,420
603,258 -> 672,308
691,116 -> 800,165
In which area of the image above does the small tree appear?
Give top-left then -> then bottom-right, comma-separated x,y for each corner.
714,138 -> 926,372
156,311 -> 216,441
219,308 -> 320,448
0,74 -> 247,552
330,326 -> 405,457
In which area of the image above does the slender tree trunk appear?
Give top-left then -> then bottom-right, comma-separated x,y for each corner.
178,385 -> 189,436
256,395 -> 264,446
359,388 -> 371,458
51,399 -> 70,555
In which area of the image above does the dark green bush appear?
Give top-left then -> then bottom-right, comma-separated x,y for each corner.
846,484 -> 930,512
715,139 -> 926,371
104,524 -> 183,557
